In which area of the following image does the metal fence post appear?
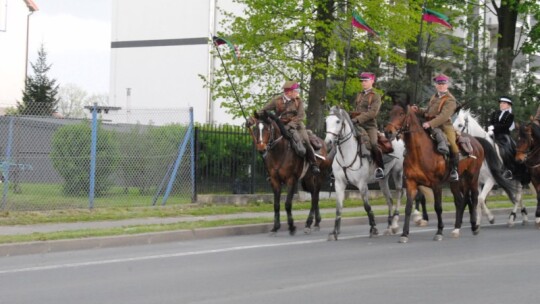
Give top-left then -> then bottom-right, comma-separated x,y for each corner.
89,103 -> 98,209
189,107 -> 196,203
1,116 -> 14,210
161,108 -> 194,206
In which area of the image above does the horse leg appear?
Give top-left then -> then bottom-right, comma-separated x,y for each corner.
305,188 -> 321,234
400,182 -> 418,243
359,184 -> 378,237
433,187 -> 445,241
391,172 -> 404,234
328,178 -> 345,241
284,182 -> 297,236
535,184 -> 540,229
450,181 -> 465,239
379,180 -> 395,235
477,179 -> 495,225
516,184 -> 528,225
270,184 -> 282,235
469,186 -> 480,235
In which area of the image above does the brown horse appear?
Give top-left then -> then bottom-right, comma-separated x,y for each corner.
515,122 -> 540,228
249,110 -> 332,235
384,99 -> 484,242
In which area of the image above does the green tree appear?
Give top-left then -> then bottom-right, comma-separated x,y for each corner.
17,44 -> 59,116
206,0 -> 421,132
491,0 -> 540,95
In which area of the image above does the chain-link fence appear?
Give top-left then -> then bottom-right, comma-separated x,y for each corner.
0,107 -> 194,211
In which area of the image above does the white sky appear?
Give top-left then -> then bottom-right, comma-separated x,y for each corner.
29,0 -> 111,95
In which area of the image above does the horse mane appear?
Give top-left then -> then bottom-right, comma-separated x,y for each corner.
532,122 -> 540,141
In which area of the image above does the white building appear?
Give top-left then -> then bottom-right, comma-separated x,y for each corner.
110,0 -> 241,125
0,0 -> 38,112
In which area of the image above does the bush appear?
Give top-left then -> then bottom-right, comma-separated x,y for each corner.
50,122 -> 119,196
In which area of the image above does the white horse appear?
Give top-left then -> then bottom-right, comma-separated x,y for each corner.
324,106 -> 405,240
453,109 -> 526,226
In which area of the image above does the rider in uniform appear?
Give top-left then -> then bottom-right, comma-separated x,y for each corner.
487,96 -> 515,179
412,74 -> 460,181
351,72 -> 385,180
249,81 -> 320,174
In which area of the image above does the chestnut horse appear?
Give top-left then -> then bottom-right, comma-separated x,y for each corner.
385,99 -> 485,242
249,110 -> 332,235
515,122 -> 540,228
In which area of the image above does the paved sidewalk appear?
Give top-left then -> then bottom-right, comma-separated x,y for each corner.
0,201 -> 529,257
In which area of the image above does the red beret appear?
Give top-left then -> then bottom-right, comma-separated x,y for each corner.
359,72 -> 375,81
283,81 -> 300,91
433,74 -> 449,83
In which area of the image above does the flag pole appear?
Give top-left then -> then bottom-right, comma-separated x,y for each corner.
340,3 -> 354,108
212,38 -> 248,121
412,0 -> 428,105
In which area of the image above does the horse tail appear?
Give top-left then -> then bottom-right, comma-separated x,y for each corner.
475,136 -> 518,203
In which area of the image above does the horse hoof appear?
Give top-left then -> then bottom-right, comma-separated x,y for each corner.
304,227 -> 311,234
536,219 -> 540,229
399,236 -> 409,244
314,226 -> 320,232
472,227 -> 480,235
269,231 -> 278,237
433,234 -> 443,241
507,221 -> 515,228
383,229 -> 391,236
391,225 -> 399,234
418,220 -> 428,227
289,226 -> 297,236
450,229 -> 460,238
328,233 -> 338,241
489,218 -> 495,225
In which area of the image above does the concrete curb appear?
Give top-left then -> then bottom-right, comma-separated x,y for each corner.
0,208 -> 518,257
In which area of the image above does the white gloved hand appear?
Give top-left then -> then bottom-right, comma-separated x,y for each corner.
487,125 -> 494,137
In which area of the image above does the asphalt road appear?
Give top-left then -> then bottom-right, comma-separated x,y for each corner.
0,214 -> 538,304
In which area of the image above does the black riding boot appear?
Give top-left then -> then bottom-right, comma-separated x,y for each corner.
449,152 -> 459,181
306,143 -> 320,175
372,146 -> 385,179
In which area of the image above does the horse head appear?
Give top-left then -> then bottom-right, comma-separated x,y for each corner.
324,106 -> 355,148
515,122 -> 539,163
384,100 -> 409,141
251,110 -> 283,153
452,109 -> 469,133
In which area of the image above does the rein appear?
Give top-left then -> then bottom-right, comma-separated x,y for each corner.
327,111 -> 363,178
518,131 -> 540,168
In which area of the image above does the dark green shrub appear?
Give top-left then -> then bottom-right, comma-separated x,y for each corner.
50,122 -> 119,196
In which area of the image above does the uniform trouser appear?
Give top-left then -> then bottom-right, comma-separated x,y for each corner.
441,124 -> 459,154
296,126 -> 317,165
440,124 -> 459,173
366,127 -> 384,169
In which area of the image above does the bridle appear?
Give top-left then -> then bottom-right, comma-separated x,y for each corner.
387,107 -> 411,138
325,109 -> 362,173
254,119 -> 283,157
325,112 -> 353,145
516,125 -> 540,167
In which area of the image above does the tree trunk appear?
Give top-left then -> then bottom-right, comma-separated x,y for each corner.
306,0 -> 334,134
495,0 -> 519,95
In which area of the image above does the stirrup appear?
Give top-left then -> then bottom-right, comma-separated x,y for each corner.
375,167 -> 384,180
450,170 -> 459,181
